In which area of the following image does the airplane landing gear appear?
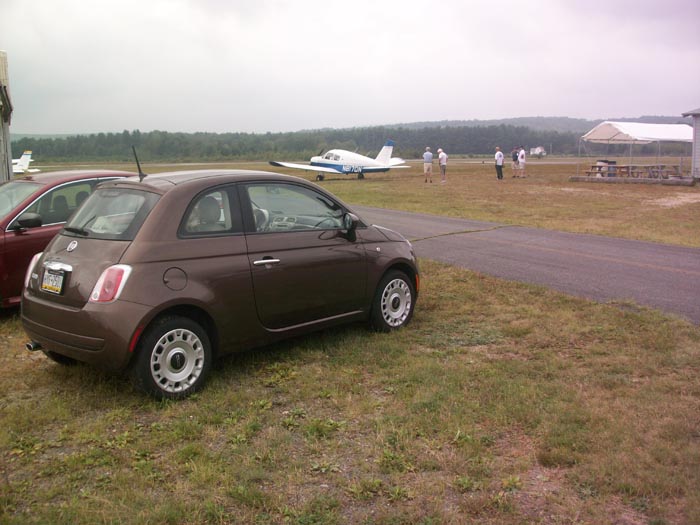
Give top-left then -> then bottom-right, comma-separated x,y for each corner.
357,172 -> 365,180
316,174 -> 325,181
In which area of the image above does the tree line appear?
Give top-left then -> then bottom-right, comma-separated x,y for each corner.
11,124 -> 681,162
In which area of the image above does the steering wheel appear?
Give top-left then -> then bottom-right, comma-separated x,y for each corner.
313,217 -> 337,229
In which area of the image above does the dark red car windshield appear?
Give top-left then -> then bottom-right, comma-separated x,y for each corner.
0,181 -> 42,222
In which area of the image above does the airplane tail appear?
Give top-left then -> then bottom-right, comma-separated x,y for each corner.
16,151 -> 33,171
375,140 -> 395,165
13,151 -> 40,174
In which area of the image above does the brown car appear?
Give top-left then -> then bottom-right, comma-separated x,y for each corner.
22,170 -> 419,399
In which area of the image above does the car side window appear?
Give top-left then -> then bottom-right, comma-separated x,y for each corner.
246,183 -> 344,233
181,189 -> 240,235
12,181 -> 93,228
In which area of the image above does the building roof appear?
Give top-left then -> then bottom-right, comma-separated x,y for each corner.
682,108 -> 700,117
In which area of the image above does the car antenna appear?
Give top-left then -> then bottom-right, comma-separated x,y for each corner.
132,145 -> 147,182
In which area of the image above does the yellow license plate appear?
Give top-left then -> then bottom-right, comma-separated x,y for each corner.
41,270 -> 64,295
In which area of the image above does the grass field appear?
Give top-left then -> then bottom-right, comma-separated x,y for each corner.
47,157 -> 699,247
1,159 -> 699,524
282,158 -> 700,248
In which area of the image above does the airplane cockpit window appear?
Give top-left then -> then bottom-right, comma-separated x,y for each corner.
332,154 -> 340,161
324,152 -> 333,160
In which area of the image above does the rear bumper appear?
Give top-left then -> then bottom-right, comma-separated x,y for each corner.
22,291 -> 152,371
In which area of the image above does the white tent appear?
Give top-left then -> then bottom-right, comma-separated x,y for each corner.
576,121 -> 694,178
582,121 -> 693,144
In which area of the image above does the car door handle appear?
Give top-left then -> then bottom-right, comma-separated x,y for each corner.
253,258 -> 281,266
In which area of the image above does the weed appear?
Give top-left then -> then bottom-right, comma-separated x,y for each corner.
304,418 -> 344,440
310,461 -> 341,474
455,475 -> 483,493
387,486 -> 412,502
348,479 -> 383,500
501,475 -> 522,492
378,449 -> 413,473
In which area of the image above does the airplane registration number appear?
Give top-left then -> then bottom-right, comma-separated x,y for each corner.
41,269 -> 65,295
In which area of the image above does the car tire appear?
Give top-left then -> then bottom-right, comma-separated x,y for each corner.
44,350 -> 77,366
131,315 -> 212,400
370,270 -> 415,332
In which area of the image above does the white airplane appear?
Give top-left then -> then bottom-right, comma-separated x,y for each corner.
12,151 -> 40,174
270,140 -> 409,180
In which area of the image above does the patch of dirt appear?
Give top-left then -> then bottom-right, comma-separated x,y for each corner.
558,187 -> 602,194
491,430 -> 653,524
645,193 -> 700,208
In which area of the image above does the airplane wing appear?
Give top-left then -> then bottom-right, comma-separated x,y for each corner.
387,165 -> 410,169
269,161 -> 343,174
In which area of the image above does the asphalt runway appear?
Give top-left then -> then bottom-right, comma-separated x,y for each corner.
353,205 -> 700,324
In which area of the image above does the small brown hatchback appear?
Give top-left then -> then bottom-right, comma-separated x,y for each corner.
22,170 -> 419,399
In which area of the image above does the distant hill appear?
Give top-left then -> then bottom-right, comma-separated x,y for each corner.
10,133 -> 75,142
389,115 -> 691,134
12,116 -> 692,141
10,115 -> 691,161
606,115 -> 692,125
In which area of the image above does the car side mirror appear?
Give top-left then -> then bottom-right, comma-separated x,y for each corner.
12,212 -> 43,231
341,212 -> 359,241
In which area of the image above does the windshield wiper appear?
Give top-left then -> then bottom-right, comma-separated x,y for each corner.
63,226 -> 89,236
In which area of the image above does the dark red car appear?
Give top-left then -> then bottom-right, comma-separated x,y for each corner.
0,170 -> 135,307
22,170 -> 419,399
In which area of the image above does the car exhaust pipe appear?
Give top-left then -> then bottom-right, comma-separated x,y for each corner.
26,341 -> 42,352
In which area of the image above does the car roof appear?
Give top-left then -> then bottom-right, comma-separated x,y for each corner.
13,170 -> 137,187
109,169 -> 312,193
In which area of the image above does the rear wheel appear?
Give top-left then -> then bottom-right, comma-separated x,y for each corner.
132,315 -> 212,399
370,270 -> 415,332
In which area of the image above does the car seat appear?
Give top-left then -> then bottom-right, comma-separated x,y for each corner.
197,196 -> 225,232
51,195 -> 70,223
76,191 -> 89,206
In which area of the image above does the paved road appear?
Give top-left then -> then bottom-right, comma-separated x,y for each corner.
353,205 -> 700,324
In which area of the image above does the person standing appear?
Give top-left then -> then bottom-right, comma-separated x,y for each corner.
494,146 -> 504,180
437,148 -> 448,183
511,148 -> 519,177
423,147 -> 433,183
518,146 -> 527,178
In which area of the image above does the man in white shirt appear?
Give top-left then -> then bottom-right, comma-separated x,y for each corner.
517,146 -> 527,178
423,147 -> 433,183
494,146 -> 504,180
437,148 -> 448,183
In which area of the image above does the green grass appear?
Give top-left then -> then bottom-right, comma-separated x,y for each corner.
1,260 -> 699,524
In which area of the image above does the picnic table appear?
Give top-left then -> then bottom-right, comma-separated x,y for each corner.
584,164 -> 682,179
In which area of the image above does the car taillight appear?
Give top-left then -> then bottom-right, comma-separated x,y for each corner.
25,252 -> 43,288
89,265 -> 132,303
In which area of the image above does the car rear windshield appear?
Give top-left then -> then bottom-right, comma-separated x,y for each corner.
63,187 -> 160,240
0,181 -> 41,221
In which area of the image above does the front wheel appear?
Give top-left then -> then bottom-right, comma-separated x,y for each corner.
370,270 -> 415,332
131,315 -> 212,399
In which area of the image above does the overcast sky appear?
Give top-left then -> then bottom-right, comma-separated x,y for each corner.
2,0 -> 699,134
